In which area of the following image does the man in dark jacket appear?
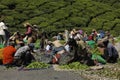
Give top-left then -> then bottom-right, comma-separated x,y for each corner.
103,40 -> 119,63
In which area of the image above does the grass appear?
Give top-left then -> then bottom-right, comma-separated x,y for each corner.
118,59 -> 120,64
91,65 -> 120,79
59,59 -> 120,80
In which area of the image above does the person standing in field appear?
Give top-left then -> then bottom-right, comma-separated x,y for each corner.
23,22 -> 33,44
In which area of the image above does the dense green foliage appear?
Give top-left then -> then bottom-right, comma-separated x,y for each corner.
0,0 -> 120,35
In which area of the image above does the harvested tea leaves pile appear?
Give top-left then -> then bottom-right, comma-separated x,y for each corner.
26,61 -> 50,69
59,62 -> 89,70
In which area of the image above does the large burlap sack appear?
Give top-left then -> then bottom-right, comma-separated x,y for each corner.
38,54 -> 51,64
59,53 -> 73,65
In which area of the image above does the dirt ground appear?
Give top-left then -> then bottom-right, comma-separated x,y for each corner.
0,65 -> 86,80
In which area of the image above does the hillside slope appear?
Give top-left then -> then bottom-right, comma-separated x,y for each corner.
0,0 -> 120,35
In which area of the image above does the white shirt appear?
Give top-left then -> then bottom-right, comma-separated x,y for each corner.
46,45 -> 51,51
14,46 -> 30,57
0,22 -> 8,35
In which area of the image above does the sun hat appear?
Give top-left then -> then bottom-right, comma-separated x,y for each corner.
23,22 -> 31,27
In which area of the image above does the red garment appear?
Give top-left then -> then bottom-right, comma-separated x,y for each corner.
88,35 -> 93,40
52,54 -> 61,64
3,46 -> 16,64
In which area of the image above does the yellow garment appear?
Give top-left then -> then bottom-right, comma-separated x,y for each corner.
0,48 -> 4,60
77,40 -> 86,49
52,40 -> 62,47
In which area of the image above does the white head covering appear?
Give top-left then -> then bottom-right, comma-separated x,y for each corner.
0,22 -> 8,30
0,22 -> 8,35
